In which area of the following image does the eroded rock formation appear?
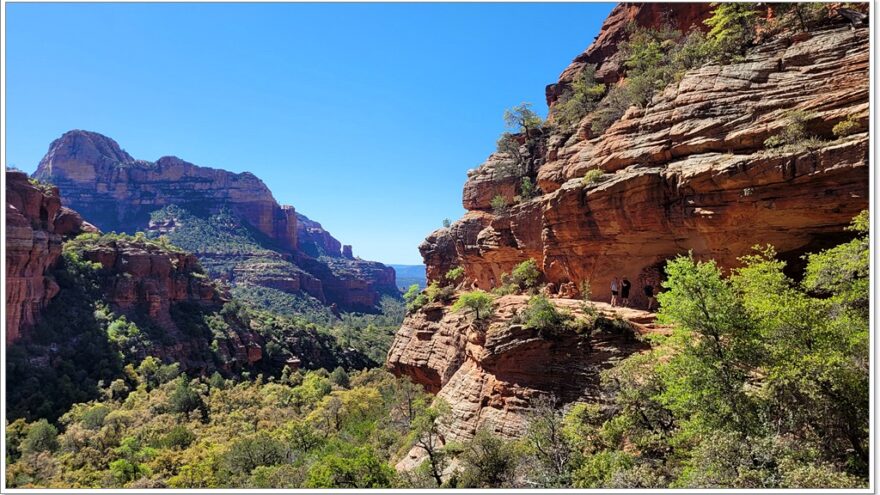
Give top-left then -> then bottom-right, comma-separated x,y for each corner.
33,130 -> 398,311
389,296 -> 651,468
423,15 -> 868,305
389,3 -> 869,456
5,171 -> 92,344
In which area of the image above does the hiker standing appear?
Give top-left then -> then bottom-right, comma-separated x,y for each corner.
610,277 -> 620,307
644,280 -> 656,311
621,277 -> 632,307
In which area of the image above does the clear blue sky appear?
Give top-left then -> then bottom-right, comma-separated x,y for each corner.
6,2 -> 614,265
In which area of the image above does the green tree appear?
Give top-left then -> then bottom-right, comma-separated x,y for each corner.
451,291 -> 496,321
168,377 -> 205,417
503,103 -> 543,136
225,432 -> 288,476
21,420 -> 59,455
409,400 -> 452,487
511,259 -> 541,290
305,444 -> 395,488
704,2 -> 758,60
656,255 -> 762,433
452,428 -> 520,488
330,367 -> 351,389
555,64 -> 606,129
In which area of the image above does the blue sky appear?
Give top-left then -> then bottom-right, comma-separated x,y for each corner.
6,2 -> 614,264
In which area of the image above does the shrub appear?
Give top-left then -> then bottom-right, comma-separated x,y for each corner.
445,267 -> 465,284
520,176 -> 537,200
520,295 -> 568,331
555,64 -> 606,129
491,195 -> 508,215
403,284 -> 428,313
582,169 -> 606,186
511,259 -> 542,290
425,281 -> 454,303
451,291 -> 496,321
442,218 -> 451,228
832,115 -> 860,138
764,110 -> 817,150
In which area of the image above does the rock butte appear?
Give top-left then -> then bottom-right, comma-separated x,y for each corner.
32,130 -> 398,312
388,2 -> 869,454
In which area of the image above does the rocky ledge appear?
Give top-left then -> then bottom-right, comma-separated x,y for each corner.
422,14 -> 868,305
389,295 -> 656,468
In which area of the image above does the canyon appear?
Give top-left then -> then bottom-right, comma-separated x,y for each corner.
388,2 -> 869,451
32,130 -> 398,313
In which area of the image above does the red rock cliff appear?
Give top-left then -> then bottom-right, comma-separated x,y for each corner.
422,8 -> 868,306
5,171 -> 91,344
32,130 -> 399,311
388,3 -> 870,456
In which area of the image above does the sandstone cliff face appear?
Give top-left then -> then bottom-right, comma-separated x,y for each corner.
33,130 -> 398,311
5,171 -> 91,344
423,18 -> 869,305
546,2 -> 715,102
390,4 -> 869,458
389,296 -> 652,465
33,131 -> 298,252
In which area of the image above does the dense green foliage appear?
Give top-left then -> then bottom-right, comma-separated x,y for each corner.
556,211 -> 869,488
6,213 -> 868,488
5,367 -> 432,488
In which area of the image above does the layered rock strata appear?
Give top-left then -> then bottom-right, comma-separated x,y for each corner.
5,171 -> 92,344
32,130 -> 398,311
423,19 -> 869,305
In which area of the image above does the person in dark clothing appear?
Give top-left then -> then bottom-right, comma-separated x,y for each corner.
644,282 -> 656,311
621,277 -> 631,306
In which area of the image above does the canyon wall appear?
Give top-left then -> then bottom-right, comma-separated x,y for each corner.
32,130 -> 398,311
389,3 -> 869,451
422,10 -> 868,305
5,171 -> 91,344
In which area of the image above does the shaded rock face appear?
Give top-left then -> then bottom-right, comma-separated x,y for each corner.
5,171 -> 90,344
423,21 -> 868,305
388,296 -> 647,445
33,130 -> 398,311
